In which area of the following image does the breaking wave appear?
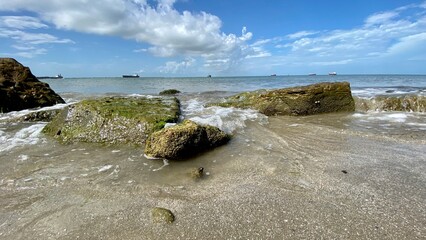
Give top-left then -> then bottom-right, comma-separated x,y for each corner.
354,95 -> 426,112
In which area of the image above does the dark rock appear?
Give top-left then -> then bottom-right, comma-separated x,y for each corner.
0,58 -> 65,113
19,109 -> 63,122
212,82 -> 355,116
151,207 -> 175,223
159,89 -> 181,95
43,96 -> 180,145
144,120 -> 231,160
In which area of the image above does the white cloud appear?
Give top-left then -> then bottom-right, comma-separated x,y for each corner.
279,3 -> 426,68
286,31 -> 318,39
0,15 -> 73,58
0,16 -> 47,29
364,11 -> 398,26
158,57 -> 196,73
0,0 -> 255,71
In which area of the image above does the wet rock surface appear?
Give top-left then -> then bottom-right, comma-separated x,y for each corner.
43,96 -> 180,145
213,82 -> 355,116
144,120 -> 231,160
0,58 -> 65,113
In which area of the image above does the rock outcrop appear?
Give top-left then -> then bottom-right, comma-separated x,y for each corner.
212,82 -> 355,116
0,58 -> 65,113
43,96 -> 180,145
159,89 -> 181,95
144,120 -> 231,160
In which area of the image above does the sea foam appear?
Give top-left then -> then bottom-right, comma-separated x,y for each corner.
182,99 -> 268,133
0,123 -> 46,152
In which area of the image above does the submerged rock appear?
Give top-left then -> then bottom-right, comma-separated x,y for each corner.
144,120 -> 231,160
159,89 -> 181,95
0,58 -> 65,113
212,82 -> 355,116
354,95 -> 426,112
43,96 -> 180,145
151,207 -> 175,224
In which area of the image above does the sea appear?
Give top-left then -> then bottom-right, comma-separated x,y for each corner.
1,75 -> 425,239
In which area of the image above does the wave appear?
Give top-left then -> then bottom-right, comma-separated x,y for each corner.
354,95 -> 426,112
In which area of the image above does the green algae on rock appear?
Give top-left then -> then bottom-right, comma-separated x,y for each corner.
151,207 -> 175,224
159,89 -> 181,95
211,82 -> 355,116
145,120 -> 231,160
43,96 -> 180,145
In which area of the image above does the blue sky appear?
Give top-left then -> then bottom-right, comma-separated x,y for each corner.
1,0 -> 426,77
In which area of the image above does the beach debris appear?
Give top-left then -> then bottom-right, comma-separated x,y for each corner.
151,207 -> 175,224
0,58 -> 65,113
144,120 -> 231,160
210,82 -> 355,116
342,170 -> 348,174
159,89 -> 181,95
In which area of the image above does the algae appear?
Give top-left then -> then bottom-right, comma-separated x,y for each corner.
159,89 -> 181,95
43,96 -> 180,145
211,82 -> 355,116
151,207 -> 175,224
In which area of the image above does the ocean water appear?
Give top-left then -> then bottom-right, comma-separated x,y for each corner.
1,75 -> 426,239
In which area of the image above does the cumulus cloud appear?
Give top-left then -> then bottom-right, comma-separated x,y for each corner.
0,0 -> 256,71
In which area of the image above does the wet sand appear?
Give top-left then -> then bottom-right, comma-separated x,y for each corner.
1,114 -> 425,239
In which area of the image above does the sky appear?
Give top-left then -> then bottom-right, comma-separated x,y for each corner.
1,0 -> 426,77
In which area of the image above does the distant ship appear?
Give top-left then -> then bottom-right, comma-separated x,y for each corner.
122,74 -> 140,78
308,73 -> 317,76
328,72 -> 337,76
270,74 -> 277,77
38,74 -> 63,79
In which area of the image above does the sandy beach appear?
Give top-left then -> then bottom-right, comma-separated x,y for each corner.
1,113 -> 425,239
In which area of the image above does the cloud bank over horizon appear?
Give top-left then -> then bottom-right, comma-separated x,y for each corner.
1,0 -> 426,75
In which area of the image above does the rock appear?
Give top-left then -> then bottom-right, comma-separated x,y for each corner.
159,89 -> 181,95
43,96 -> 180,145
189,167 -> 204,179
212,82 -> 355,116
144,120 -> 231,160
151,207 -> 175,223
0,58 -> 65,113
19,109 -> 64,122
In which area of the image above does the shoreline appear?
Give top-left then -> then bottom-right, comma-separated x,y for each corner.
1,114 -> 425,239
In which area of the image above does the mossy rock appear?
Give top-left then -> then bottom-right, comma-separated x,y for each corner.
42,96 -> 180,145
151,207 -> 175,224
159,89 -> 181,95
145,120 -> 231,160
211,82 -> 355,116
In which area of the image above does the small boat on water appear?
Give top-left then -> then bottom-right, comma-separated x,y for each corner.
122,74 -> 140,78
270,74 -> 277,77
328,72 -> 337,76
38,74 -> 63,79
308,73 -> 317,76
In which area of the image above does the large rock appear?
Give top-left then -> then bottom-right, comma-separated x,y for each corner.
144,120 -> 231,160
213,82 -> 355,116
0,58 -> 65,113
43,96 -> 180,145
